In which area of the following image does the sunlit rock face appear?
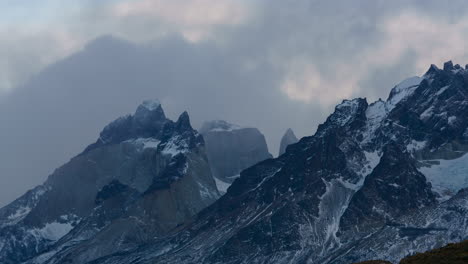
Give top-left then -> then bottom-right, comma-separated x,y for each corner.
199,120 -> 272,193
79,62 -> 468,264
0,100 -> 219,264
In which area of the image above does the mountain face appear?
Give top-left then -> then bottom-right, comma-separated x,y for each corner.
80,61 -> 468,264
2,61 -> 468,264
279,128 -> 298,156
0,100 -> 219,264
199,120 -> 273,193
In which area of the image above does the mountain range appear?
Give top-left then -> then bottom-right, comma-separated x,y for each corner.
1,61 -> 468,263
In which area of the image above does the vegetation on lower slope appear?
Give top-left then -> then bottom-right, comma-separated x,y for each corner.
355,240 -> 468,264
400,240 -> 468,264
353,261 -> 392,264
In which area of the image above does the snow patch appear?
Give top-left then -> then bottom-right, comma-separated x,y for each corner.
227,174 -> 240,180
30,222 -> 74,241
197,182 -> 218,201
406,140 -> 427,153
448,116 -> 457,126
464,127 -> 468,138
160,136 -> 189,156
332,99 -> 361,126
363,100 -> 389,144
436,85 -> 449,96
387,76 -> 422,110
252,168 -> 282,191
419,153 -> 468,200
126,138 -> 161,150
420,106 -> 434,120
366,100 -> 388,121
316,178 -> 356,251
7,206 -> 31,221
214,177 -> 231,194
313,151 -> 380,252
359,151 -> 381,178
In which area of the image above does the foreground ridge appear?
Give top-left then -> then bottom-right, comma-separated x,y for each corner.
356,239 -> 468,264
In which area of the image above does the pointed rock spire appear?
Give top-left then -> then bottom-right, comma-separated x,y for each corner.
175,111 -> 193,131
425,64 -> 440,76
279,128 -> 298,156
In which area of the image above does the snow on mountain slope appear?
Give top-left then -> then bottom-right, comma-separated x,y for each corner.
387,76 -> 423,110
419,153 -> 468,200
86,61 -> 468,264
0,101 -> 219,264
3,61 -> 468,264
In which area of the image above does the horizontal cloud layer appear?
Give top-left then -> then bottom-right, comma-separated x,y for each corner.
2,0 -> 468,205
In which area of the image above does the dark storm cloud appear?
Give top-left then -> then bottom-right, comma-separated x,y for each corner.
0,35 -> 321,206
2,0 -> 468,206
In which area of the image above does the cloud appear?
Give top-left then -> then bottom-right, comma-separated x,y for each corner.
377,10 -> 468,72
3,0 -> 468,206
0,18 -> 86,96
112,0 -> 250,42
280,60 -> 359,106
0,0 -> 252,94
276,7 -> 468,104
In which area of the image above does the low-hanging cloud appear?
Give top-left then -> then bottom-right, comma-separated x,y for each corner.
2,0 -> 468,206
112,0 -> 250,42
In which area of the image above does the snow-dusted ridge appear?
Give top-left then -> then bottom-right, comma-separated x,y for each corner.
4,62 -> 468,264
387,76 -> 423,110
0,101 -> 219,264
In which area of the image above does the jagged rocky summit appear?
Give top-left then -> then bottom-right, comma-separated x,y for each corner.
279,128 -> 299,156
0,100 -> 219,264
199,120 -> 273,193
3,61 -> 468,264
80,61 -> 468,264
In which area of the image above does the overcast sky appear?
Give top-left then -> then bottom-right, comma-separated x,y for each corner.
1,0 -> 468,206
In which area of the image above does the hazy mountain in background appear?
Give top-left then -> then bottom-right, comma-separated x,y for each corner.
0,35 -> 310,208
199,120 -> 273,194
278,128 -> 298,156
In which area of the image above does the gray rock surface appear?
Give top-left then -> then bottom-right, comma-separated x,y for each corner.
279,128 -> 298,156
0,100 -> 219,264
76,62 -> 468,264
199,120 -> 273,193
5,61 -> 468,264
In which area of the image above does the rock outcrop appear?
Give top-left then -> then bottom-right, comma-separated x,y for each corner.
0,100 -> 219,264
5,61 -> 468,264
199,120 -> 272,193
83,62 -> 468,264
279,128 -> 298,156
